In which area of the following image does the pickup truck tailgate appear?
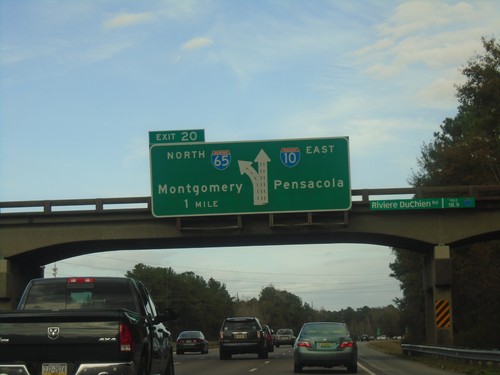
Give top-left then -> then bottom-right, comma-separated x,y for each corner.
0,310 -> 140,362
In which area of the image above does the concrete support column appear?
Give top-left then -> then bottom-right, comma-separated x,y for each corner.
0,259 -> 43,310
423,245 -> 454,346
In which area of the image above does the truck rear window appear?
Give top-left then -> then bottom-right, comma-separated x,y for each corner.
22,281 -> 138,311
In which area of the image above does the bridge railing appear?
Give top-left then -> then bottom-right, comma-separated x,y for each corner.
0,197 -> 152,214
1,185 -> 499,215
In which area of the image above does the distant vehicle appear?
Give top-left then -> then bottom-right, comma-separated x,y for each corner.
378,334 -> 387,340
263,324 -> 275,352
275,328 -> 296,347
219,317 -> 268,360
293,321 -> 358,374
176,330 -> 209,354
360,334 -> 369,341
369,335 -> 375,341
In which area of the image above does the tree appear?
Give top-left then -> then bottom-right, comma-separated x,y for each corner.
126,264 -> 233,339
410,37 -> 500,187
389,249 -> 426,343
402,37 -> 500,348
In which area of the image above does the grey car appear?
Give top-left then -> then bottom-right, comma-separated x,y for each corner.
275,328 -> 295,347
293,322 -> 358,373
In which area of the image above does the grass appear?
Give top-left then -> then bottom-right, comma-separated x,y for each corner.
367,341 -> 500,375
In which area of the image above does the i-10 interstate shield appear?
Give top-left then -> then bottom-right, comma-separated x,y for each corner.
149,137 -> 351,217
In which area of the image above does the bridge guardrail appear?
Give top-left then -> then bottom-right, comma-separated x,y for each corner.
1,185 -> 499,215
401,344 -> 500,365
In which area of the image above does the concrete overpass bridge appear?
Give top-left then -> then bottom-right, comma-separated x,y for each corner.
1,185 -> 499,346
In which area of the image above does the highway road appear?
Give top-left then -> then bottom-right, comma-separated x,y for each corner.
173,342 -> 457,375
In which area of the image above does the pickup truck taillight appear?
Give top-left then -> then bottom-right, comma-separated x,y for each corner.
119,323 -> 134,352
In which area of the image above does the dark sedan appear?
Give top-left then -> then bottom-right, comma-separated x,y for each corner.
176,330 -> 209,354
263,324 -> 275,352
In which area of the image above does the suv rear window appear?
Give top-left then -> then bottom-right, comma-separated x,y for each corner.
224,321 -> 259,331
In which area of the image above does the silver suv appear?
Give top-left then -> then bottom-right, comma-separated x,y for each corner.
275,328 -> 296,347
219,317 -> 268,360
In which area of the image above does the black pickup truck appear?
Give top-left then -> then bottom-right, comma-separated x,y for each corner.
0,276 -> 177,375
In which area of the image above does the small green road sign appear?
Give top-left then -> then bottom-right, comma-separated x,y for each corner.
442,197 -> 475,208
149,129 -> 205,146
370,197 -> 475,211
150,137 -> 351,217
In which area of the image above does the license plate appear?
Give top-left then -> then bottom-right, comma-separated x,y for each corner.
42,363 -> 67,375
234,333 -> 247,339
319,342 -> 333,348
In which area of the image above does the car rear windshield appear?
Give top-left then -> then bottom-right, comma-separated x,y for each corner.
179,331 -> 203,338
22,280 -> 139,311
300,323 -> 350,336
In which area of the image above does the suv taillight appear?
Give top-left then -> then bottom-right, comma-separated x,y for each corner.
219,331 -> 224,341
257,330 -> 261,339
119,323 -> 134,352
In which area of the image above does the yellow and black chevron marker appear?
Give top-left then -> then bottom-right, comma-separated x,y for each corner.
435,299 -> 451,328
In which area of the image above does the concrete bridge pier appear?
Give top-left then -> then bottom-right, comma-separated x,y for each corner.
0,259 -> 43,310
424,245 -> 454,346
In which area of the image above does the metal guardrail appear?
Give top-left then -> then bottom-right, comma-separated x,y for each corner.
401,344 -> 500,365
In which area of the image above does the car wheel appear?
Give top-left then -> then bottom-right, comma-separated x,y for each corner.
294,363 -> 303,373
219,350 -> 231,360
258,349 -> 268,359
347,362 -> 358,373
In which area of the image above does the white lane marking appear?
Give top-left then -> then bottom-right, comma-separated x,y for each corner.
249,368 -> 258,372
358,362 -> 377,375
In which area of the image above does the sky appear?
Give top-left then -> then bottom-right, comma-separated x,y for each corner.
1,0 -> 498,312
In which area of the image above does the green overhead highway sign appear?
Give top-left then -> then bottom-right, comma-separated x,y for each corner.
370,197 -> 475,211
149,129 -> 205,146
150,137 -> 351,217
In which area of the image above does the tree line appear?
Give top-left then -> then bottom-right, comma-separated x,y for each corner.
126,263 -> 402,340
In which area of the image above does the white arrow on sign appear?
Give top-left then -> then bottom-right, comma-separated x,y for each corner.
238,149 -> 270,206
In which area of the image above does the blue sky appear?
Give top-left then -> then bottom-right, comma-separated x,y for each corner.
1,0 -> 498,312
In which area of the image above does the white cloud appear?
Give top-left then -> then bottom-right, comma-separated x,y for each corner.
356,1 -> 495,79
103,12 -> 156,30
181,37 -> 214,51
417,74 -> 463,109
79,41 -> 136,64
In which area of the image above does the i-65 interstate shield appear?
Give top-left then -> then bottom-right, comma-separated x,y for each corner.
149,137 -> 351,217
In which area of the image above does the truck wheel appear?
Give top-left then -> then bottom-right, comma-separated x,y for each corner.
258,348 -> 268,359
164,355 -> 175,375
137,355 -> 148,375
